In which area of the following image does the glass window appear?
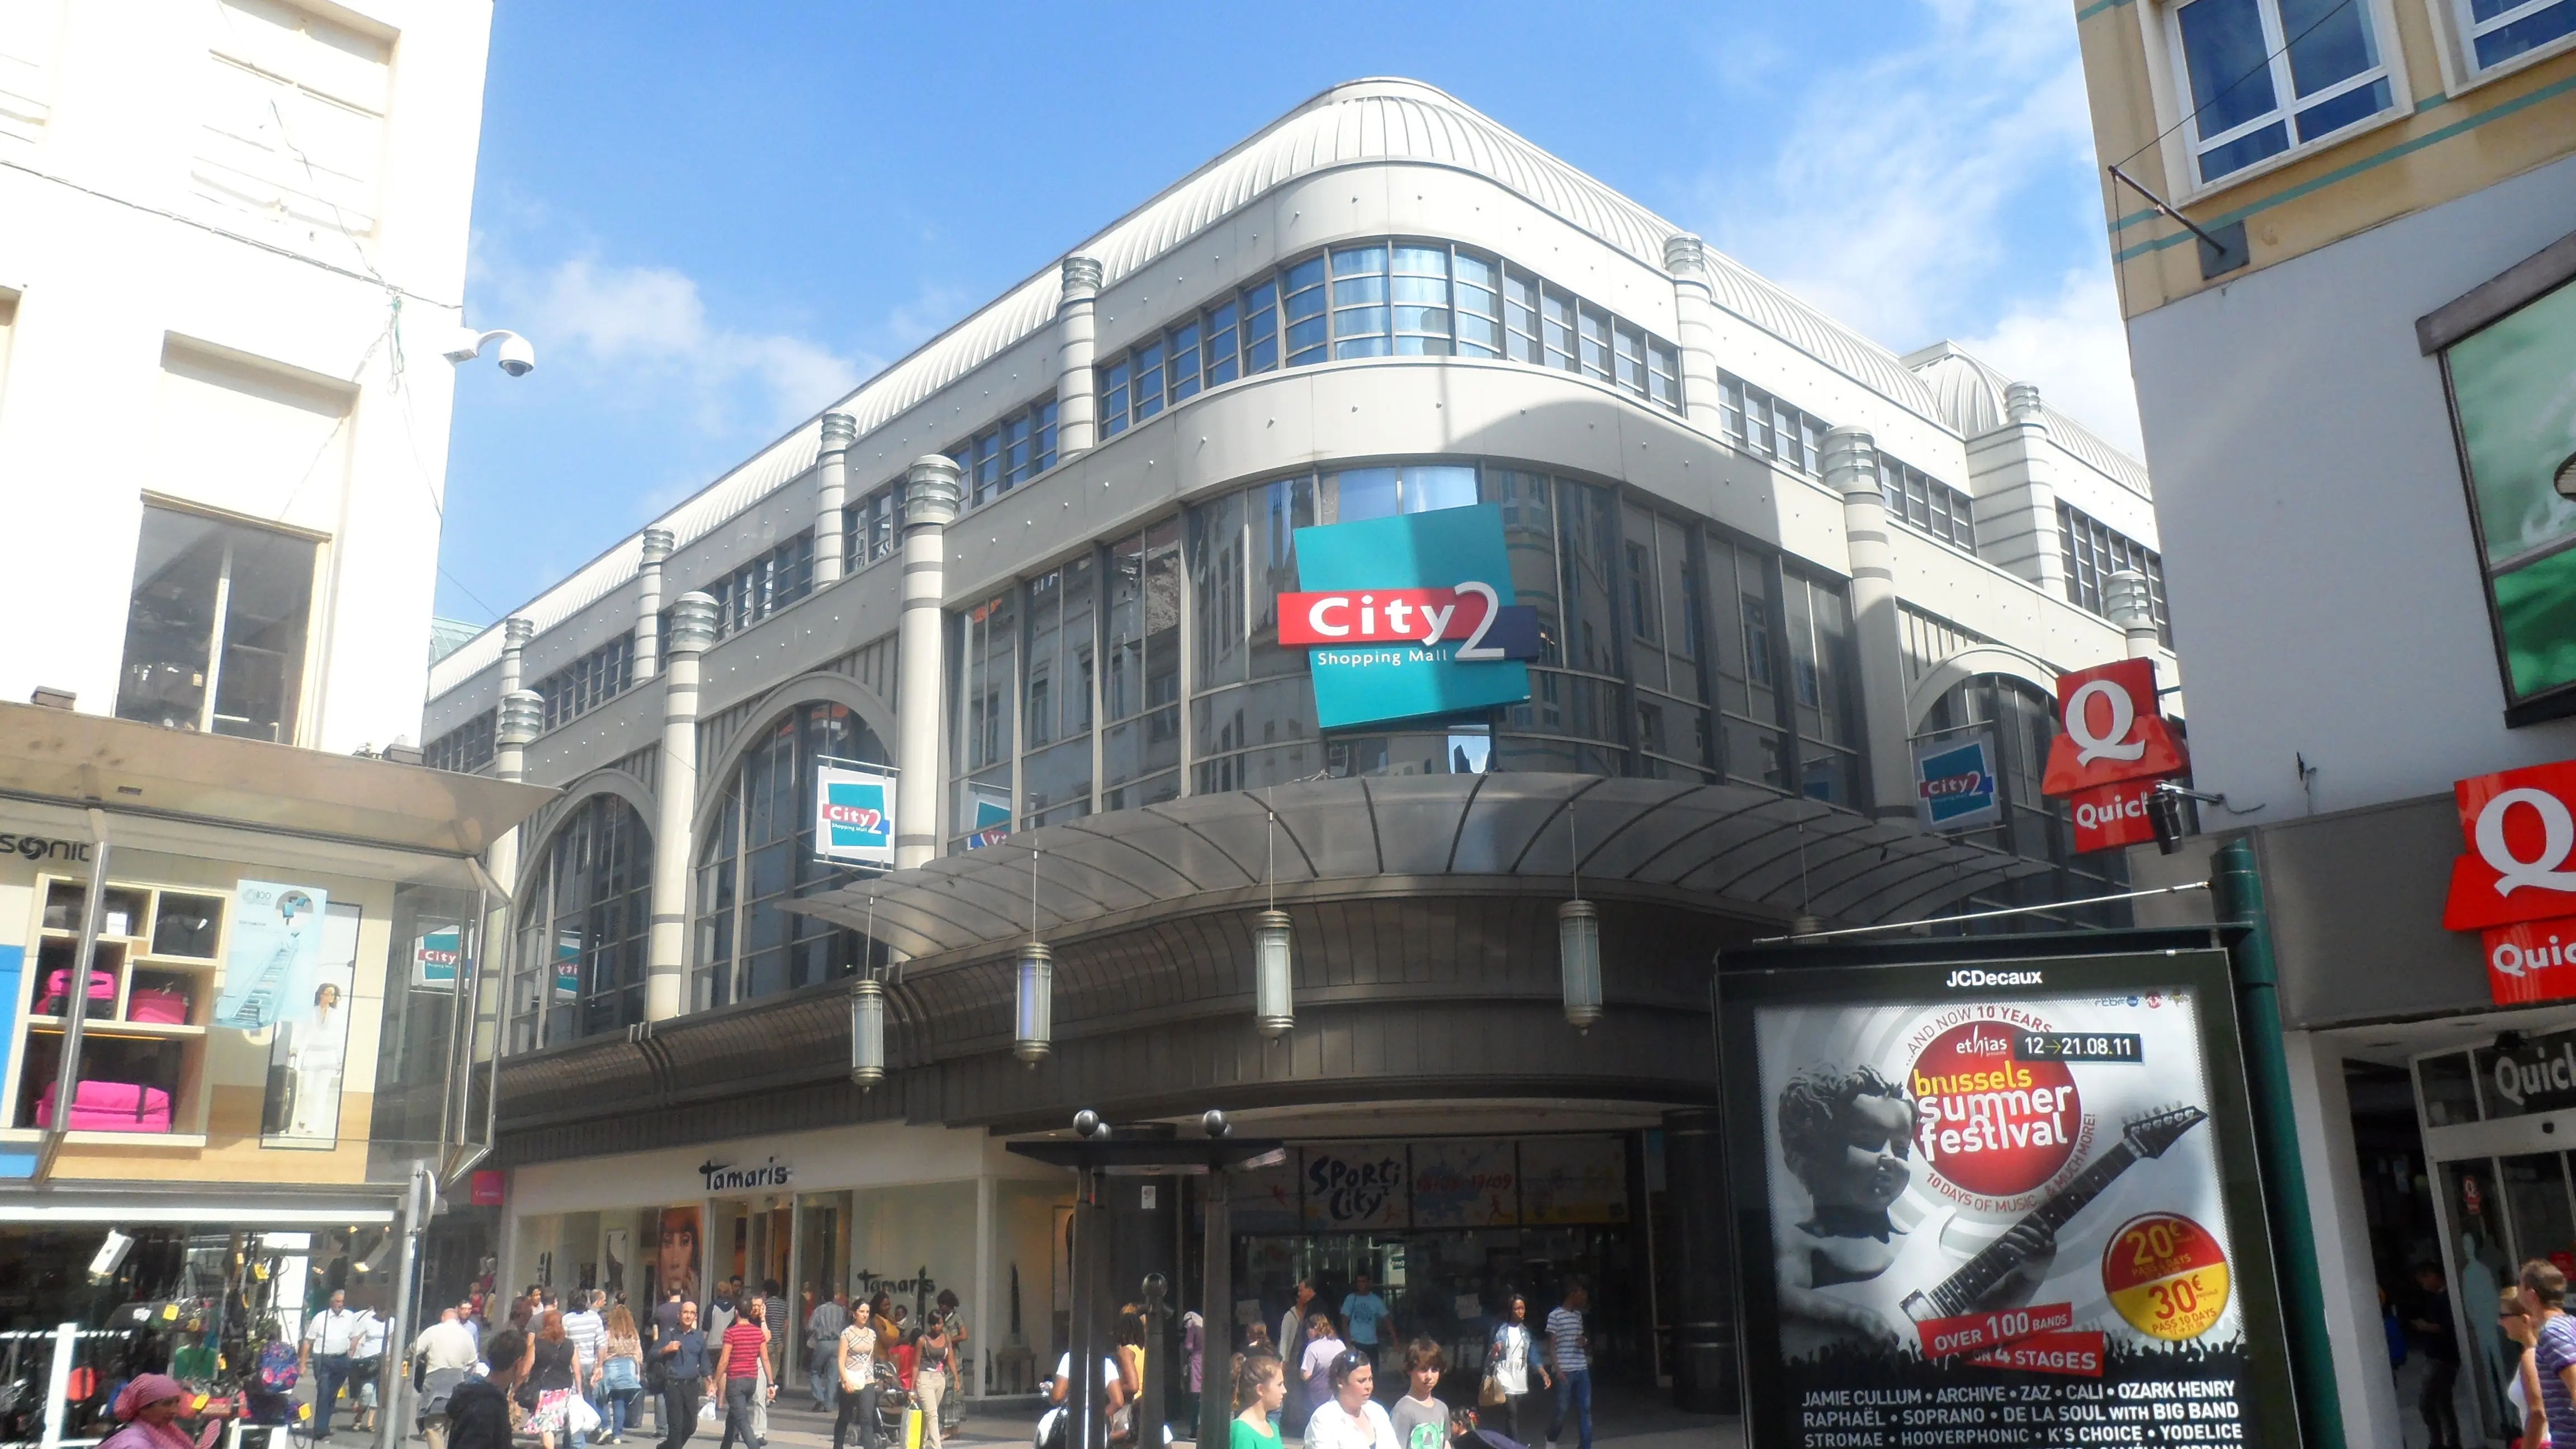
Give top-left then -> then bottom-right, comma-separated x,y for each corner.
1168,320 -> 1201,404
1190,489 -> 1247,692
1647,340 -> 1680,410
1541,287 -> 1578,372
1247,473 -> 1317,680
1707,535 -> 1789,792
1243,280 -> 1281,374
1557,478 -> 1622,678
692,703 -> 886,1012
1133,338 -> 1166,422
2059,502 -> 2172,646
1484,468 -> 1563,667
709,533 -> 813,640
972,429 -> 1003,505
533,637 -> 634,732
1504,268 -> 1541,363
1101,357 -> 1131,438
2172,0 -> 2394,184
1003,411 -> 1034,487
1783,567 -> 1862,806
1021,557 -> 1096,827
2454,0 -> 2576,70
116,506 -> 317,743
951,591 -> 1017,850
1190,676 -> 1320,793
1330,244 -> 1390,359
509,794 -> 651,1050
1033,399 -> 1059,473
1613,323 -> 1647,395
1578,304 -> 1613,381
1453,250 -> 1500,358
1922,674 -> 2132,931
1283,257 -> 1328,366
1103,520 -> 1182,801
1205,299 -> 1239,388
1391,244 -> 1452,356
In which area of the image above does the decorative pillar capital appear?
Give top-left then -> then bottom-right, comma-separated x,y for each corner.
502,615 -> 534,650
1663,232 -> 1708,279
640,528 -> 675,566
666,591 -> 720,656
818,411 -> 858,453
1822,425 -> 1882,500
905,454 -> 963,527
2104,569 -> 2156,629
1060,254 -> 1104,302
2005,380 -> 2047,428
496,689 -> 544,748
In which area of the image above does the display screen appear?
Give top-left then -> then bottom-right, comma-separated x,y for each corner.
1722,949 -> 2298,1447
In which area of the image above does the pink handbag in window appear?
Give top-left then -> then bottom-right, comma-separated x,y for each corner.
34,1081 -> 173,1131
125,987 -> 190,1024
35,968 -> 113,1016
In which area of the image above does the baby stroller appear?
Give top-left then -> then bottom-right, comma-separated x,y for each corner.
873,1357 -> 915,1444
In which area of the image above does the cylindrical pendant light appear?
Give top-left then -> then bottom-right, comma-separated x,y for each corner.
1014,941 -> 1054,1065
1558,899 -> 1602,1032
848,977 -> 886,1087
1253,910 -> 1294,1038
1560,798 -> 1602,1031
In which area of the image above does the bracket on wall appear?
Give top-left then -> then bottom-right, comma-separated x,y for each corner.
2108,164 -> 2247,279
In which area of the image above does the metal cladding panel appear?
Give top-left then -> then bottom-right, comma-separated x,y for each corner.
1365,774 -> 1481,870
2247,794 -> 2493,1029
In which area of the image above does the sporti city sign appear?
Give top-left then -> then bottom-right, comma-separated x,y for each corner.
2442,759 -> 2576,1005
1280,503 -> 1538,732
2039,660 -> 2186,854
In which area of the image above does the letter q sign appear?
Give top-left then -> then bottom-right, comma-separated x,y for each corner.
2038,659 -> 2185,797
2445,760 -> 2576,930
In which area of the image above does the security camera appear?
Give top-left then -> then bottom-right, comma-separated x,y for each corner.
444,327 -> 536,378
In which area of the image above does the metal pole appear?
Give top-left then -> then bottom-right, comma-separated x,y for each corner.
379,1163 -> 430,1449
38,811 -> 111,1181
39,1321 -> 74,1449
1137,1275 -> 1167,1449
1197,1174 -> 1232,1449
1068,1166 -> 1103,1449
2211,839 -> 2345,1449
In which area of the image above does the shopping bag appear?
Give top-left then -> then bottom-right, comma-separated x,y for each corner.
905,1407 -> 924,1449
699,1399 -> 719,1423
569,1395 -> 601,1437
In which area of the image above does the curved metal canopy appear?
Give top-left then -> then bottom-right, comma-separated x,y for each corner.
788,774 -> 2048,963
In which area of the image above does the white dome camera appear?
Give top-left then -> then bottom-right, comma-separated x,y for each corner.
444,326 -> 536,378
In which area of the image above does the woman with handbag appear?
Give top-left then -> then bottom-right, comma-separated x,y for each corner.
529,1311 -> 580,1449
599,1306 -> 646,1444
1481,1296 -> 1546,1448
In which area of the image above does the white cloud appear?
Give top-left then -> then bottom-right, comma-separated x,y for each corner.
1693,0 -> 2143,452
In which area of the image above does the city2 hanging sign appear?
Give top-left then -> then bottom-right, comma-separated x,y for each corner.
1279,503 -> 1539,732
2442,759 -> 2576,1005
2039,659 -> 2187,853
813,763 -> 897,866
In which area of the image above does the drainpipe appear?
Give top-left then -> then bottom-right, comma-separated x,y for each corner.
647,593 -> 720,1019
2211,836 -> 2344,1449
814,411 -> 856,586
1055,257 -> 1104,457
895,456 -> 961,869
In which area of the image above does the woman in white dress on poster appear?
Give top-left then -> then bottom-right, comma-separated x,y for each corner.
286,982 -> 345,1137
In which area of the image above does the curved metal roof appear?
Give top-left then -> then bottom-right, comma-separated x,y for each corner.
432,79 -> 1958,695
789,773 -> 2047,962
1903,341 -> 2153,500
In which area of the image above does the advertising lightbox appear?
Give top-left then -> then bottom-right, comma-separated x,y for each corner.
1719,946 -> 2298,1447
1287,503 -> 1536,731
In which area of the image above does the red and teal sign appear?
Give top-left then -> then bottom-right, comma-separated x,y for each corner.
1284,503 -> 1536,731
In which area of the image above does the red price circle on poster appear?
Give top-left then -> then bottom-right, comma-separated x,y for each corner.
1907,1022 -> 2080,1196
2103,1212 -> 2231,1341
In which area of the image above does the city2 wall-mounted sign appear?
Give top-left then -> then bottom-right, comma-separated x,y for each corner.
1284,503 -> 1537,731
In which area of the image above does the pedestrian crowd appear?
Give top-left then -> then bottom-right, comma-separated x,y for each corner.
390,1280 -> 968,1449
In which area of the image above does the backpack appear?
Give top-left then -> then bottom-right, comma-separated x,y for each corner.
257,1342 -> 300,1392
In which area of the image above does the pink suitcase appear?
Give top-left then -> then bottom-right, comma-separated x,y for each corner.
35,968 -> 113,1017
125,987 -> 190,1024
34,1081 -> 173,1131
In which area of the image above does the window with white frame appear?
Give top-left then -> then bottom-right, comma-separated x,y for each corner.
2445,0 -> 2576,75
2168,0 -> 2395,186
196,0 -> 390,235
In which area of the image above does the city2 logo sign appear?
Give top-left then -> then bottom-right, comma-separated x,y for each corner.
2039,659 -> 2186,854
814,765 -> 896,866
1287,504 -> 1539,731
2443,760 -> 2576,1005
1912,733 -> 2000,831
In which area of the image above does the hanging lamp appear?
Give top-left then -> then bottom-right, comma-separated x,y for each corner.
849,891 -> 887,1087
1014,848 -> 1053,1066
1559,797 -> 1603,1031
1253,797 -> 1294,1039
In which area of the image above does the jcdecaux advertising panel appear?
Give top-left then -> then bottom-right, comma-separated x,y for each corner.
1719,948 -> 2299,1447
1282,503 -> 1536,731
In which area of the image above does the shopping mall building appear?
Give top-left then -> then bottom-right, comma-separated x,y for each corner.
422,79 -> 2176,1411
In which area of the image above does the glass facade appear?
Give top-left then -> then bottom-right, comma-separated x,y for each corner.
694,702 -> 889,1010
510,793 -> 652,1051
1920,673 -> 2133,930
945,458 -> 1877,841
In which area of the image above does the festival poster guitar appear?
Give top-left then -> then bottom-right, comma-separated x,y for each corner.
1743,969 -> 2277,1447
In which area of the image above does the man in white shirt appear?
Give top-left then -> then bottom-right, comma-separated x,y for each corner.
302,1289 -> 364,1441
564,1290 -> 607,1447
352,1309 -> 387,1431
412,1310 -> 480,1449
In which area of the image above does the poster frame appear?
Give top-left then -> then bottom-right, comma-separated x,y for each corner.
1715,939 -> 2302,1447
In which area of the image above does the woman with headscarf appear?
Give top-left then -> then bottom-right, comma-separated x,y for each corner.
98,1375 -> 230,1449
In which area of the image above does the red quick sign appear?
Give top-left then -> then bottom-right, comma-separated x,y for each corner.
2039,660 -> 2186,854
1277,584 -> 1507,654
2444,760 -> 2576,1003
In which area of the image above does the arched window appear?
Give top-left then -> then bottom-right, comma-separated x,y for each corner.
509,793 -> 652,1051
1921,673 -> 2131,930
695,702 -> 889,1011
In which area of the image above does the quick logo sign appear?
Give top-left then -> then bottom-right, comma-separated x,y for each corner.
1290,504 -> 1537,731
2443,760 -> 2576,1004
2039,659 -> 2186,854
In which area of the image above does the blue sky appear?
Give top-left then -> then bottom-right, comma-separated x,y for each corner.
437,0 -> 2130,624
